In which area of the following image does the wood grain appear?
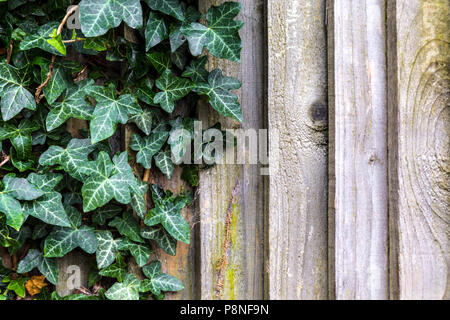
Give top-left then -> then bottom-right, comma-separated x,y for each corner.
328,0 -> 389,300
388,0 -> 449,299
267,0 -> 328,300
198,0 -> 266,300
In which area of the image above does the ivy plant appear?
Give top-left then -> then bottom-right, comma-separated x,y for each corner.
0,0 -> 243,300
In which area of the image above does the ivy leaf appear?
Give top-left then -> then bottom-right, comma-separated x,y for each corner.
144,191 -> 190,244
130,131 -> 169,169
105,273 -> 140,300
0,63 -> 36,121
168,117 -> 193,164
145,12 -> 168,51
3,174 -> 44,201
118,238 -> 152,267
19,22 -> 64,55
141,225 -> 177,256
130,180 -> 148,219
0,192 -> 22,231
92,204 -> 122,226
44,206 -> 98,258
17,249 -> 59,285
154,69 -> 193,113
46,79 -> 94,131
140,260 -> 183,295
195,69 -> 242,122
47,28 -> 67,55
144,0 -> 185,21
109,211 -> 144,243
87,83 -> 141,143
99,255 -> 127,281
0,119 -> 39,159
181,165 -> 199,187
181,2 -> 243,61
7,277 -> 27,298
182,55 -> 208,83
80,151 -> 138,212
129,108 -> 153,135
147,52 -> 171,74
79,0 -> 143,37
24,173 -> 71,228
39,138 -> 97,181
95,230 -> 121,269
133,78 -> 156,106
154,150 -> 174,179
0,216 -> 19,248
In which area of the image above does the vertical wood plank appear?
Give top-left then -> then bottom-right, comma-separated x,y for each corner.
267,0 -> 328,299
198,0 -> 266,300
389,0 -> 449,299
329,0 -> 389,300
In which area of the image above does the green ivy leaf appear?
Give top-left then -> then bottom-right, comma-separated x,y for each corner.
182,55 -> 209,83
141,225 -> 177,256
80,152 -> 138,212
130,131 -> 169,169
7,277 -> 27,298
79,0 -> 143,37
87,83 -> 141,143
154,150 -> 174,179
144,0 -> 185,21
17,249 -> 59,285
133,78 -> 156,106
39,138 -> 97,181
109,211 -> 144,243
47,28 -> 67,55
0,63 -> 36,121
105,273 -> 140,300
181,2 -> 243,61
144,191 -> 190,244
130,179 -> 148,219
118,238 -> 152,267
23,173 -> 71,228
195,69 -> 242,122
140,260 -> 183,295
168,117 -> 193,164
19,22 -> 64,55
154,69 -> 193,113
92,204 -> 122,225
0,119 -> 39,159
46,79 -> 94,131
44,206 -> 98,258
99,255 -> 127,281
3,174 -> 44,201
95,230 -> 121,269
129,108 -> 154,135
147,51 -> 171,74
145,12 -> 168,51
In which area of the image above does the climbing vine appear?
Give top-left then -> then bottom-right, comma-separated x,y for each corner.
0,0 -> 242,300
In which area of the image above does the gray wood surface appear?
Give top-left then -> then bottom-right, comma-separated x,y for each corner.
267,0 -> 328,300
198,0 -> 266,300
388,0 -> 449,300
328,0 -> 389,300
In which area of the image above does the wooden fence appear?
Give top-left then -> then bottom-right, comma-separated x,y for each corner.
57,0 -> 449,300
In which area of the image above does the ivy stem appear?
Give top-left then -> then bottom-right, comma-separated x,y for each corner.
35,5 -> 79,103
142,169 -> 151,214
57,5 -> 79,35
6,40 -> 13,64
0,154 -> 10,167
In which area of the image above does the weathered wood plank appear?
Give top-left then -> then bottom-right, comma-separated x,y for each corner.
267,0 -> 328,300
198,0 -> 266,300
388,0 -> 449,300
328,0 -> 389,300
